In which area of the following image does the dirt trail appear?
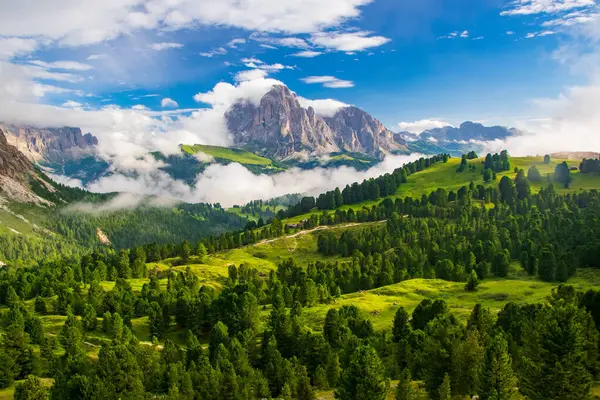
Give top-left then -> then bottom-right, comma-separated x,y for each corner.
255,220 -> 387,247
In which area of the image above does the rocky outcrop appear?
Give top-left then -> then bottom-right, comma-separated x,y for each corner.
0,129 -> 54,205
323,106 -> 406,157
0,128 -> 34,182
226,85 -> 406,159
0,124 -> 98,164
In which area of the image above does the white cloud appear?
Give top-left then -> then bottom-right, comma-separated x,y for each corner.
538,30 -> 557,36
194,77 -> 284,107
82,153 -> 423,207
525,32 -> 537,38
301,75 -> 354,88
0,0 -> 375,47
66,192 -> 179,214
260,44 -> 278,49
439,30 -> 471,39
87,54 -> 108,61
227,38 -> 246,48
397,119 -> 454,134
250,34 -> 311,49
20,64 -> 84,83
473,36 -> 485,40
29,60 -> 93,71
0,38 -> 38,60
132,104 -> 150,110
292,50 -> 323,58
501,0 -> 595,16
194,151 -> 215,163
235,58 -> 293,81
149,42 -> 183,51
235,69 -> 270,82
199,47 -> 228,57
506,30 -> 515,35
62,100 -> 83,109
311,31 -> 390,51
297,97 -> 349,117
32,83 -> 79,98
161,97 -> 178,108
542,10 -> 599,26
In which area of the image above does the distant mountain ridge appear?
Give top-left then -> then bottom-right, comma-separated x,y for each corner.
399,121 -> 521,156
0,124 -> 98,164
399,121 -> 518,143
226,85 -> 407,159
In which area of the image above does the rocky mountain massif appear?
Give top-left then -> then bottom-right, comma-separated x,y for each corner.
226,85 -> 407,159
0,124 -> 98,164
0,129 -> 54,205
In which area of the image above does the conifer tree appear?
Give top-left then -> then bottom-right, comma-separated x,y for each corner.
438,374 -> 451,400
479,334 -> 519,400
396,368 -> 415,400
520,300 -> 596,400
335,345 -> 389,400
14,375 -> 48,400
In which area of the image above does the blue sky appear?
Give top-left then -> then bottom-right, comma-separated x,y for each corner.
0,0 -> 598,134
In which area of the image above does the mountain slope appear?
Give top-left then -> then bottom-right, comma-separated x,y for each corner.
226,85 -> 407,159
1,124 -> 97,164
0,128 -> 55,205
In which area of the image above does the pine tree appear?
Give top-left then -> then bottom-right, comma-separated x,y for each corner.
335,345 -> 389,400
325,351 -> 341,388
520,300 -> 596,400
295,364 -> 314,400
465,270 -> 480,291
396,368 -> 415,400
479,334 -> 518,400
313,365 -> 328,390
82,304 -> 98,331
197,243 -> 207,262
14,375 -> 49,400
438,374 -> 451,400
392,307 -> 410,342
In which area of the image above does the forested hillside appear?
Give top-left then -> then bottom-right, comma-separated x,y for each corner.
3,152 -> 600,399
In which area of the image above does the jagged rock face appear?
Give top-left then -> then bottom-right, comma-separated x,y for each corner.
0,129 -> 54,205
227,85 -> 340,158
226,85 -> 406,159
0,124 -> 98,164
323,106 -> 405,156
0,129 -> 34,181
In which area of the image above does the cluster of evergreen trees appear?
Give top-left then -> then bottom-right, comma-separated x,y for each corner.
580,158 -> 600,173
2,254 -> 600,400
282,155 -> 449,217
484,151 -> 511,173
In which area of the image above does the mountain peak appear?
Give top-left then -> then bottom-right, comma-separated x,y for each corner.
226,88 -> 406,159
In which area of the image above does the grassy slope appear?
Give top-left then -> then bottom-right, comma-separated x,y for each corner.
285,156 -> 596,223
300,267 -> 600,332
181,144 -> 273,165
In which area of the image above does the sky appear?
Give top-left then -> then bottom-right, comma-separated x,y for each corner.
1,0 -> 600,206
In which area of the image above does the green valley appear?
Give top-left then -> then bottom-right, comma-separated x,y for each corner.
3,151 -> 600,400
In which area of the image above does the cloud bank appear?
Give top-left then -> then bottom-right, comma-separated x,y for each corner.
73,153 -> 425,208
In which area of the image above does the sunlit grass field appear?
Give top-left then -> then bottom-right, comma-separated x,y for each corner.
181,144 -> 273,165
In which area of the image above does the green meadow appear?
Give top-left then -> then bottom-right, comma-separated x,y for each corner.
181,144 -> 274,165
